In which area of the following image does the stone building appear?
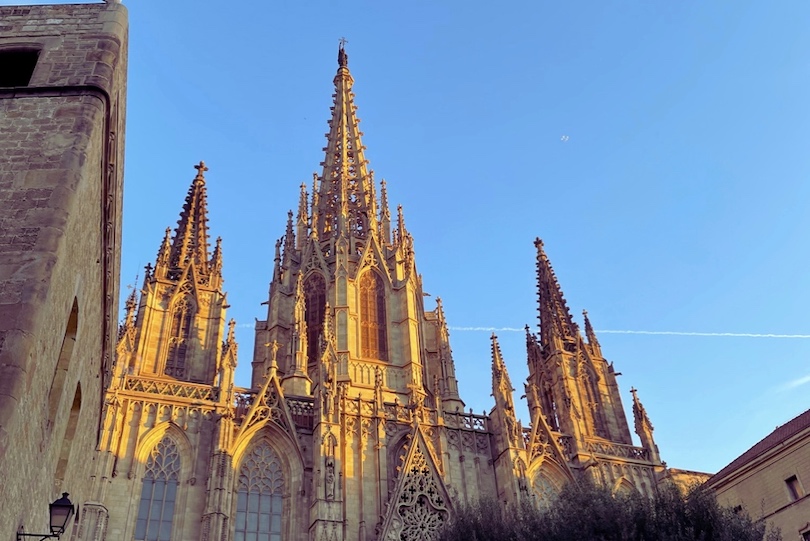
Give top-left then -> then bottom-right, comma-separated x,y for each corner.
0,3 -> 127,539
707,409 -> 810,540
93,44 -> 700,541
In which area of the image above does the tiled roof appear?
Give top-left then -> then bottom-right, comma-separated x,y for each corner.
708,408 -> 810,485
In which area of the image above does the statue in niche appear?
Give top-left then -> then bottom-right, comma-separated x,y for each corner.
323,378 -> 334,417
325,460 -> 336,501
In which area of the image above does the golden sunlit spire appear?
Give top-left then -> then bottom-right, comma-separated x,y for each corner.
534,238 -> 577,345
630,387 -> 660,462
582,309 -> 601,355
490,334 -> 514,408
313,41 -> 378,242
168,161 -> 213,276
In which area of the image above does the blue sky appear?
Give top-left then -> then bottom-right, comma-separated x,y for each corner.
10,0 -> 810,475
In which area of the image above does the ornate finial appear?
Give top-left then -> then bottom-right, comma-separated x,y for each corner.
583,309 -> 600,349
194,160 -> 208,180
338,38 -> 349,67
227,319 -> 236,342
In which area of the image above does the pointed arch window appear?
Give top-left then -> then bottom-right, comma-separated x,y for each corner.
304,273 -> 326,370
359,271 -> 387,360
235,441 -> 285,541
166,297 -> 194,378
134,436 -> 181,541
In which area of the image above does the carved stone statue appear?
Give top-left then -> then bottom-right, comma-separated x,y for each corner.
325,460 -> 336,500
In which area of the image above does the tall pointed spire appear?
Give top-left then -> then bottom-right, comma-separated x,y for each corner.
491,334 -> 520,449
630,388 -> 660,462
168,161 -> 213,276
490,334 -> 514,411
534,238 -> 577,345
296,183 -> 309,250
379,179 -> 392,243
582,309 -> 602,356
155,227 -> 172,270
283,210 -> 295,268
313,41 -> 376,242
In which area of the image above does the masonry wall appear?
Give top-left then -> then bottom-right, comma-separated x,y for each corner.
712,432 -> 810,539
0,4 -> 127,537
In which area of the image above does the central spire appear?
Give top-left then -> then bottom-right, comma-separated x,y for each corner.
170,161 -> 212,274
534,238 -> 578,344
313,42 -> 377,242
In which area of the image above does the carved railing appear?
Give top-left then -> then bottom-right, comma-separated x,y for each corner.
123,375 -> 218,401
287,397 -> 315,430
443,410 -> 488,432
231,390 -> 315,430
585,439 -> 650,461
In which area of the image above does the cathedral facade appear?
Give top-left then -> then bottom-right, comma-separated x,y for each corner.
90,44 -> 699,541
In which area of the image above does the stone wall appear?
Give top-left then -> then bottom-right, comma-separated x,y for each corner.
0,4 -> 127,537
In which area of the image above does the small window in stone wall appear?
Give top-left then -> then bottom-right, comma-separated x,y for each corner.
0,48 -> 39,87
786,475 -> 802,501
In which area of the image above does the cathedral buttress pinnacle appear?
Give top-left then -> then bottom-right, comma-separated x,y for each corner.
379,179 -> 392,244
491,334 -> 520,448
631,387 -> 660,463
296,183 -> 308,250
582,309 -> 602,357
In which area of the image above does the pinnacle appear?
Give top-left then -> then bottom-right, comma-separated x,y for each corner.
162,162 -> 214,279
534,238 -> 577,343
312,45 -> 379,243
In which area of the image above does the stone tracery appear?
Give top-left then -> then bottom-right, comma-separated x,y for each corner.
387,445 -> 447,541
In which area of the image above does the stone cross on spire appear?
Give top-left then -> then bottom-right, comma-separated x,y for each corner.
194,160 -> 208,178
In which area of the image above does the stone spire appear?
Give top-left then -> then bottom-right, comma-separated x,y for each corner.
296,183 -> 308,250
168,161 -> 213,276
631,388 -> 660,463
491,334 -> 515,411
491,334 -> 522,454
379,179 -> 391,244
534,238 -> 577,346
313,42 -> 377,242
155,227 -> 171,270
283,210 -> 295,268
582,309 -> 601,357
210,237 -> 223,277
118,284 -> 138,339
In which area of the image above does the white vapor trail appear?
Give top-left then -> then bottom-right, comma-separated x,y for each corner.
783,374 -> 810,390
448,327 -> 810,339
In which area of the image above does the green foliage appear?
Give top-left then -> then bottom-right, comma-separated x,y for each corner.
438,482 -> 781,541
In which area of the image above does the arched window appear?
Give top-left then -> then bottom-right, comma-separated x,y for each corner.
134,436 -> 181,541
359,271 -> 387,360
235,441 -> 285,541
304,273 -> 326,370
166,298 -> 194,378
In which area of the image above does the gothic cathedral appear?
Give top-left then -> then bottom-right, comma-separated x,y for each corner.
97,45 -> 698,541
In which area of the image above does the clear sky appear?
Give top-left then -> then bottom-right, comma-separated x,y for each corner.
9,0 -> 810,475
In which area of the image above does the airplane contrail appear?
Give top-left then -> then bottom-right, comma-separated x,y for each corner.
448,327 -> 810,339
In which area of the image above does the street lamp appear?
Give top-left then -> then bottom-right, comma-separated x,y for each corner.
17,493 -> 76,541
